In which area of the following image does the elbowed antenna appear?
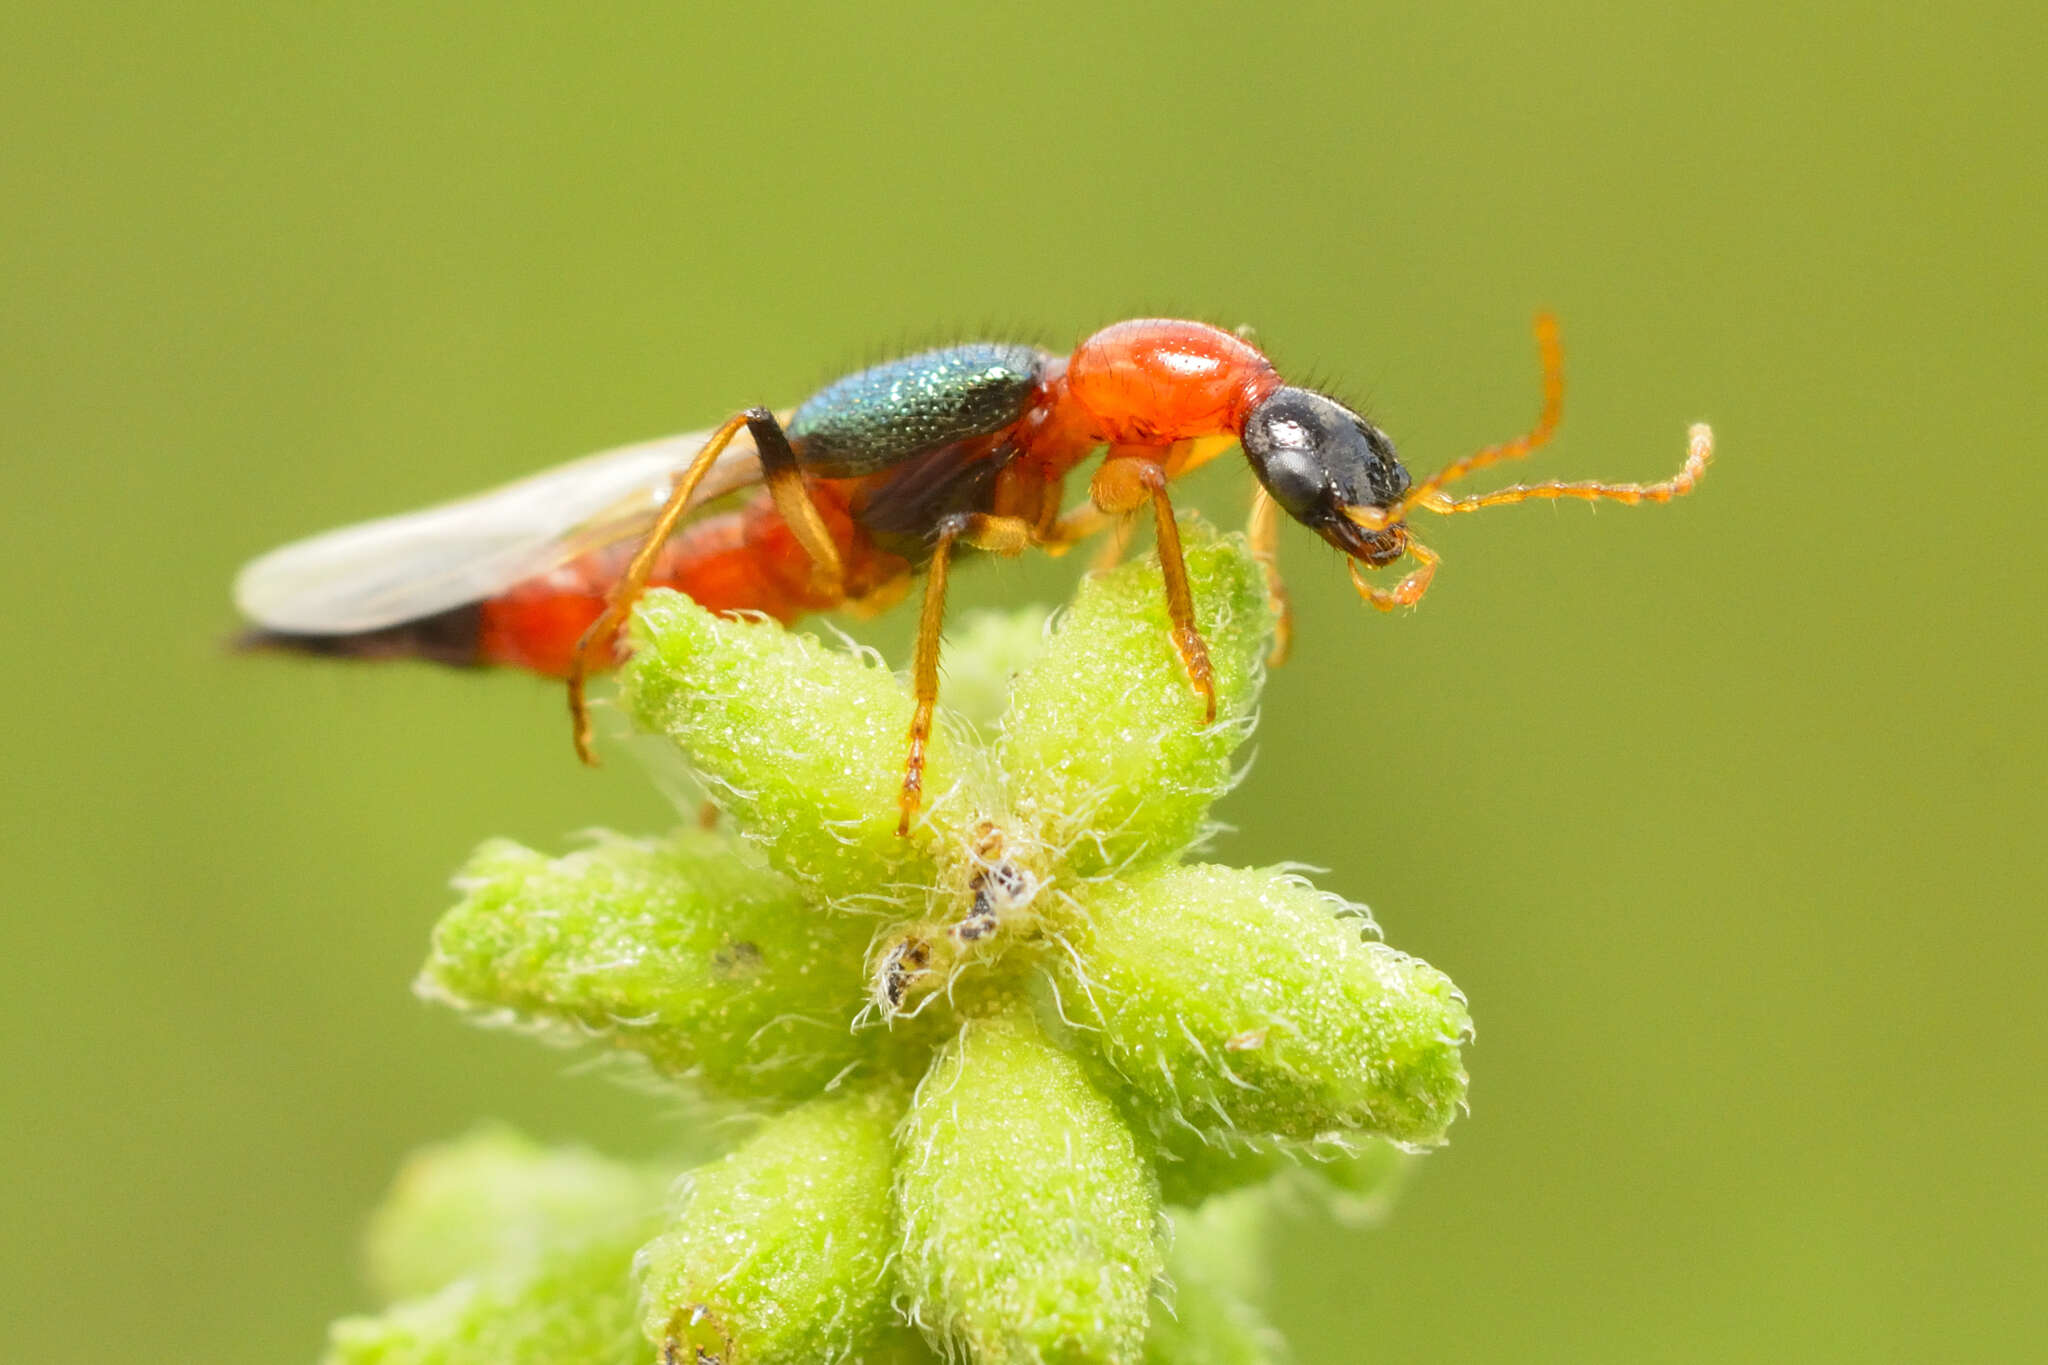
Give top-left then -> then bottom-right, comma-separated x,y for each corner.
1408,418 -> 1714,517
1340,315 -> 1713,609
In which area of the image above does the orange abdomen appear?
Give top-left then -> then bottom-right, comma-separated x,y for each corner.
478,484 -> 907,677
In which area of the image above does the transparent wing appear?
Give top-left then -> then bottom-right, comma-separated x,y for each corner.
233,424 -> 768,633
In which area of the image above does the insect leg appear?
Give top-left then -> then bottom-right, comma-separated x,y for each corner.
1090,456 -> 1216,722
1403,312 -> 1565,511
1037,435 -> 1228,561
1089,513 -> 1136,573
1247,486 -> 1293,666
1349,537 -> 1440,611
1077,438 -> 1216,571
1030,472 -> 1068,542
1038,499 -> 1115,556
567,410 -> 756,764
899,513 -> 1034,837
751,410 -> 846,597
1414,423 -> 1713,515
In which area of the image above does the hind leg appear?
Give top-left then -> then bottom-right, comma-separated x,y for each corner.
568,410 -> 757,763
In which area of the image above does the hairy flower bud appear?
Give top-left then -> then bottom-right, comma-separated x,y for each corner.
361,530 -> 1472,1365
622,591 -> 954,900
899,1010 -> 1163,1364
418,830 -> 880,1101
637,1088 -> 907,1363
1000,532 -> 1274,876
365,1125 -> 665,1303
1061,864 -> 1471,1145
327,1129 -> 662,1365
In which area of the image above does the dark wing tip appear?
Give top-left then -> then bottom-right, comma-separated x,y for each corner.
230,603 -> 486,668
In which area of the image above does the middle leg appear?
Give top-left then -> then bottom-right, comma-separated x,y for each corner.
1090,454 -> 1217,722
898,512 -> 1033,836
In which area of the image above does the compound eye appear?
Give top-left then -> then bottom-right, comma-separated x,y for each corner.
1242,390 -> 1336,520
1258,440 -> 1327,519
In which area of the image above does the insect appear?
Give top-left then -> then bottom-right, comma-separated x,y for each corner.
236,315 -> 1713,833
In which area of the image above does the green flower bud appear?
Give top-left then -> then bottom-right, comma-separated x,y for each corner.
899,1009 -> 1162,1365
418,830 -> 878,1102
1000,531 -> 1273,876
937,605 -> 1053,732
326,1236 -> 645,1365
365,1125 -> 664,1303
319,530 -> 1482,1365
637,1087 -> 906,1364
1134,1128 -> 1292,1211
1290,1139 -> 1414,1226
1143,1275 -> 1284,1365
857,1326 -> 951,1364
1060,864 -> 1471,1145
1161,1189 -> 1275,1307
621,589 -> 954,900
1123,1116 -> 1414,1215
1144,1193 -> 1287,1365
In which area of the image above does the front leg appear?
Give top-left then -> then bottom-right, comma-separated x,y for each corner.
1088,453 -> 1217,723
1247,486 -> 1293,666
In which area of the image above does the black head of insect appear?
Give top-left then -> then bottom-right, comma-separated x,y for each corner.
1241,388 -> 1413,566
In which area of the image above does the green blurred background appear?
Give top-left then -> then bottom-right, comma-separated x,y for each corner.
6,3 -> 2042,1360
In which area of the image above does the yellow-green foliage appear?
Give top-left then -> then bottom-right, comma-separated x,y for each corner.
622,590 -> 952,902
325,1128 -> 664,1365
899,1010 -> 1163,1364
332,528 -> 1472,1365
1063,864 -> 1471,1145
418,830 -> 880,1102
364,1126 -> 666,1304
637,1089 -> 907,1363
1144,1196 -> 1288,1365
999,531 -> 1270,877
326,1240 -> 646,1365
